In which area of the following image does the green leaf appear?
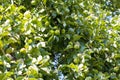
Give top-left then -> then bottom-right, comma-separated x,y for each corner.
72,34 -> 82,41
28,78 -> 37,80
1,31 -> 10,37
8,38 -> 17,44
48,35 -> 55,43
43,0 -> 47,5
0,74 -> 4,80
68,63 -> 78,72
114,54 -> 120,59
6,47 -> 14,54
0,40 -> 3,48
16,76 -> 24,80
85,77 -> 92,80
2,72 -> 14,80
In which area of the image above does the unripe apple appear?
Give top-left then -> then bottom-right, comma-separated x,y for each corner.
61,29 -> 65,34
45,21 -> 50,27
20,48 -> 26,54
50,30 -> 54,35
31,0 -> 37,5
55,30 -> 60,35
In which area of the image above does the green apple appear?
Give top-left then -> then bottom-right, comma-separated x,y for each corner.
45,21 -> 50,27
55,30 -> 60,35
61,29 -> 65,34
20,48 -> 26,54
31,0 -> 37,5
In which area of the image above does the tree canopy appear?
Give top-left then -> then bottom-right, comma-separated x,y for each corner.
0,0 -> 120,80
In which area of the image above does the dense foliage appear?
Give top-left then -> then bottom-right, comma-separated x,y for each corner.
0,0 -> 120,80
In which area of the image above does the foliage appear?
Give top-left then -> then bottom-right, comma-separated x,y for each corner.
0,0 -> 120,80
